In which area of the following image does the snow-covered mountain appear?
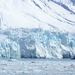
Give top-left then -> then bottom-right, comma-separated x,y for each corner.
0,0 -> 75,59
0,0 -> 75,32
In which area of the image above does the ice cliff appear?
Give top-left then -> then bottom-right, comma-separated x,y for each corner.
0,28 -> 75,59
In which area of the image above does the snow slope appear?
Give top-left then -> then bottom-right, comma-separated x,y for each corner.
0,0 -> 75,32
0,0 -> 75,59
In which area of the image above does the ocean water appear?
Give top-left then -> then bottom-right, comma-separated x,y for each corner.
0,58 -> 75,75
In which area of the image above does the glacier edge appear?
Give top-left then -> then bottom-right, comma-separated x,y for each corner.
0,28 -> 75,59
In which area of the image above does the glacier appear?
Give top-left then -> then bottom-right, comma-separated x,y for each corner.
0,28 -> 75,59
0,0 -> 75,59
0,34 -> 20,59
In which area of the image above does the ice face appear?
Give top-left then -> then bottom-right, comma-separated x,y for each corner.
0,35 -> 20,59
0,28 -> 75,59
